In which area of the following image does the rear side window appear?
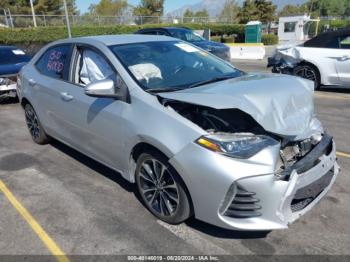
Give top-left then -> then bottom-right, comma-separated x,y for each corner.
155,30 -> 169,36
35,45 -> 71,80
325,37 -> 340,48
138,30 -> 155,35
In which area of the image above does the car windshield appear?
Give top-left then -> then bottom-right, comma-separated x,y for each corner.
170,29 -> 205,42
110,41 -> 241,92
0,48 -> 29,65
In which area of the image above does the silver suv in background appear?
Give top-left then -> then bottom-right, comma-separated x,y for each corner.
17,35 -> 339,231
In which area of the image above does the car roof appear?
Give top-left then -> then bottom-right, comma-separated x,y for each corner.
304,28 -> 350,47
0,45 -> 17,50
51,34 -> 175,47
137,27 -> 190,32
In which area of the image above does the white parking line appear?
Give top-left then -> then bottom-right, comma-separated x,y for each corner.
157,220 -> 229,255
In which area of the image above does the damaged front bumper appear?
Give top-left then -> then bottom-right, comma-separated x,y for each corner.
169,134 -> 339,231
0,75 -> 17,98
267,57 -> 295,74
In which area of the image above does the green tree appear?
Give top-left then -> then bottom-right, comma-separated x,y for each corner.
1,0 -> 78,15
219,0 -> 240,23
238,0 -> 259,24
303,0 -> 350,17
238,0 -> 276,23
133,0 -> 164,16
255,0 -> 276,23
194,9 -> 209,18
1,0 -> 31,14
278,4 -> 307,17
344,0 -> 350,16
88,0 -> 128,16
183,9 -> 194,18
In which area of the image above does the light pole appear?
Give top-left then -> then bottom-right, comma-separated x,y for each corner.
63,0 -> 72,38
29,0 -> 37,27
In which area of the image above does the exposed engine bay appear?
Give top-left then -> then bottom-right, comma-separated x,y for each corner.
162,98 -> 267,135
161,98 -> 322,179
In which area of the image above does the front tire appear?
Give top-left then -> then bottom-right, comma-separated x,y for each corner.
24,104 -> 49,145
135,151 -> 192,224
293,64 -> 321,90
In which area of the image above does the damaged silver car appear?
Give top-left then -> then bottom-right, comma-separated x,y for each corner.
17,35 -> 339,230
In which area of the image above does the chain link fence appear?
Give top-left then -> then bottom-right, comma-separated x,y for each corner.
0,14 -> 241,28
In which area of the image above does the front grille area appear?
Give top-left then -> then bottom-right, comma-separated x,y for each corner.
280,134 -> 333,178
224,187 -> 262,218
291,169 -> 334,212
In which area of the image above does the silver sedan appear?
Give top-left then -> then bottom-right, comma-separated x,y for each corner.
17,35 -> 339,231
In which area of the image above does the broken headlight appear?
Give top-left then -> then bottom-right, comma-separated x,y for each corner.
196,133 -> 279,159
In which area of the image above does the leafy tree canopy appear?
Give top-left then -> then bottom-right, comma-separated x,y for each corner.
133,0 -> 164,16
219,0 -> 240,23
88,0 -> 128,16
1,0 -> 78,15
238,0 -> 276,23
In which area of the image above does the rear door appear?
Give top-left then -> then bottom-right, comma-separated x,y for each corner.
31,44 -> 74,140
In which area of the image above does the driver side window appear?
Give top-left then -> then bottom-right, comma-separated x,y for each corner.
74,48 -> 117,86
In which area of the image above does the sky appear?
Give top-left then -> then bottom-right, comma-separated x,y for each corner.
76,0 -> 200,14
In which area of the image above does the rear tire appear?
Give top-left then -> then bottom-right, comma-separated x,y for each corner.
293,64 -> 321,90
24,103 -> 49,145
135,151 -> 192,224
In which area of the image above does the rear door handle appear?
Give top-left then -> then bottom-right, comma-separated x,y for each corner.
28,79 -> 36,86
60,92 -> 74,102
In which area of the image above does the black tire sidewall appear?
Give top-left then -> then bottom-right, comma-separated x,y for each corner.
24,104 -> 49,145
135,151 -> 192,224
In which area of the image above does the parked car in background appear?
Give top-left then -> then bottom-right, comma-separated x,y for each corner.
268,28 -> 350,89
135,27 -> 231,62
17,35 -> 338,231
0,46 -> 31,100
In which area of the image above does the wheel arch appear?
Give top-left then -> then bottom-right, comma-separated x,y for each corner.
297,60 -> 322,85
20,97 -> 31,108
130,141 -> 195,217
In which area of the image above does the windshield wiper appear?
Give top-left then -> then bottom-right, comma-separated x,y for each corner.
188,75 -> 236,89
146,87 -> 185,93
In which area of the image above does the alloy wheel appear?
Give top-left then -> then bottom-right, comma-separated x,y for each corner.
138,158 -> 180,217
294,65 -> 317,82
25,107 -> 40,140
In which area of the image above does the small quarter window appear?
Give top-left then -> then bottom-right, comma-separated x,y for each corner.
75,48 -> 117,86
35,45 -> 71,80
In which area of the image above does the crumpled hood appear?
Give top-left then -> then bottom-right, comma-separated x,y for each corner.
160,73 -> 315,137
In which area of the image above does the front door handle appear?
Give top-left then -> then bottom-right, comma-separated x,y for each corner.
60,92 -> 74,102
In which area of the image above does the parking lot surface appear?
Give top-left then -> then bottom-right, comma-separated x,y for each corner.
0,60 -> 350,259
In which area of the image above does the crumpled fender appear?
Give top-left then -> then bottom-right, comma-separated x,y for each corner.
272,45 -> 304,67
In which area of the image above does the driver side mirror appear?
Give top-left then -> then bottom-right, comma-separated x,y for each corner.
85,79 -> 118,98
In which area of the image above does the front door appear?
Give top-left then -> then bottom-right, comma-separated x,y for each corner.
52,46 -> 131,170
